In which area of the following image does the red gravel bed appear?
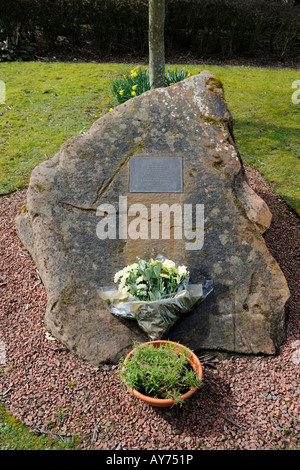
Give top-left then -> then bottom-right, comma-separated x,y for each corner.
0,166 -> 299,450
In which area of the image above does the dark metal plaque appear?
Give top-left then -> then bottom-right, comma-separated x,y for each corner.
129,156 -> 183,193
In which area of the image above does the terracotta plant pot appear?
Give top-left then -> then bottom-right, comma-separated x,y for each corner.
122,340 -> 203,407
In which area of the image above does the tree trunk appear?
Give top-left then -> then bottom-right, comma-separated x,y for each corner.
149,0 -> 165,89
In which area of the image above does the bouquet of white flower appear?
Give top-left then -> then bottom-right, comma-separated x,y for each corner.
99,255 -> 213,340
113,257 -> 189,301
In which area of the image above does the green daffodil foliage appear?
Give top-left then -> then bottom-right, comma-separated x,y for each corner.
114,258 -> 188,301
111,67 -> 191,105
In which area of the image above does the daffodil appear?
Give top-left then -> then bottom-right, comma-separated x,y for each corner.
131,91 -> 136,96
123,74 -> 127,79
109,108 -> 113,112
119,90 -> 124,96
131,72 -> 137,78
187,72 -> 191,77
132,85 -> 137,90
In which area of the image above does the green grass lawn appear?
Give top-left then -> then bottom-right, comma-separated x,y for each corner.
0,402 -> 76,450
0,61 -> 299,214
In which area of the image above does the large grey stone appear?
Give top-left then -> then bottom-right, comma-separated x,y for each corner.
16,71 -> 290,364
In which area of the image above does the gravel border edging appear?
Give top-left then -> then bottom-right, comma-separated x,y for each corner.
0,166 -> 299,450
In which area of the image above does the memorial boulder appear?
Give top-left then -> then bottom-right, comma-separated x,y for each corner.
16,71 -> 290,364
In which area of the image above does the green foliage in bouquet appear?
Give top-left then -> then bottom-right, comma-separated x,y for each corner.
112,67 -> 191,105
114,258 -> 188,301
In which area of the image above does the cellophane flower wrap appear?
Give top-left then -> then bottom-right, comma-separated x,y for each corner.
99,255 -> 213,340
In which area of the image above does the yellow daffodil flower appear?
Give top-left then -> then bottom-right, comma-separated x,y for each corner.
131,91 -> 136,96
123,74 -> 127,79
109,108 -> 113,112
132,85 -> 137,90
131,72 -> 137,78
188,72 -> 191,77
119,90 -> 124,96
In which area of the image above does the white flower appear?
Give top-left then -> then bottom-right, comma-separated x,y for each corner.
162,259 -> 176,270
114,270 -> 123,283
131,263 -> 139,269
136,275 -> 146,284
120,286 -> 130,295
137,290 -> 147,297
119,272 -> 130,288
178,265 -> 187,276
122,265 -> 132,274
136,283 -> 148,290
114,263 -> 137,283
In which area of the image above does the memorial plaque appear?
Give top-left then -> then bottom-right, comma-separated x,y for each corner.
129,156 -> 183,193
